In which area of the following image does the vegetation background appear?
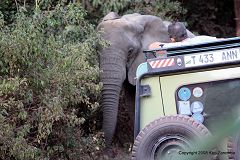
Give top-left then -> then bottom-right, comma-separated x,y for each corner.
0,0 -> 238,159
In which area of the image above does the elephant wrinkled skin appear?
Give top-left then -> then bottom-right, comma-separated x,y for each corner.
97,12 -> 194,149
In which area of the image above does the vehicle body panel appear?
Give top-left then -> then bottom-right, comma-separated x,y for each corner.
140,76 -> 164,129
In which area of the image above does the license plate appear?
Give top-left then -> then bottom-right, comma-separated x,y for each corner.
184,48 -> 240,67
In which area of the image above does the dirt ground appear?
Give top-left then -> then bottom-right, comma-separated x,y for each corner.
80,145 -> 131,160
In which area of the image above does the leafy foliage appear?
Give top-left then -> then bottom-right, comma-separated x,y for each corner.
125,0 -> 186,21
182,0 -> 235,37
78,0 -> 186,24
91,0 -> 130,15
0,0 -> 189,159
0,3 -> 104,159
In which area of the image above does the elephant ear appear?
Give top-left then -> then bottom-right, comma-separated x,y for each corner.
127,15 -> 170,85
102,12 -> 120,21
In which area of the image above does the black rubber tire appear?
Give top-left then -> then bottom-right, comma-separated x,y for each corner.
132,115 -> 213,160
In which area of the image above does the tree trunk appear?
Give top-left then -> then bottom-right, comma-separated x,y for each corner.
235,0 -> 240,36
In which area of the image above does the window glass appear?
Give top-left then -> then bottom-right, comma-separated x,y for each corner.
176,79 -> 240,133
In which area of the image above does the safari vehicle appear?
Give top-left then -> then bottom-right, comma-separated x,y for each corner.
132,37 -> 240,160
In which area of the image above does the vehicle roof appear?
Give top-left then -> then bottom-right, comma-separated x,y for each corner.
144,37 -> 240,57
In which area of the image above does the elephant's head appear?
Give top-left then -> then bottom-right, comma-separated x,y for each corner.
97,12 -> 193,148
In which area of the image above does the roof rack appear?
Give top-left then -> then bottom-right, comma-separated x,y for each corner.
143,37 -> 240,58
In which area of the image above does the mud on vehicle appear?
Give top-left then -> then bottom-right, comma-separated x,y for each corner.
132,37 -> 240,160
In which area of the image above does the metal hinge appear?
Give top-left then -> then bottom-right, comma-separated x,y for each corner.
139,85 -> 151,97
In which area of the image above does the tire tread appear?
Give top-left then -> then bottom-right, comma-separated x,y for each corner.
132,115 -> 211,160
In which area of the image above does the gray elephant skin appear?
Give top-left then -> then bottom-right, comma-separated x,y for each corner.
97,12 -> 194,149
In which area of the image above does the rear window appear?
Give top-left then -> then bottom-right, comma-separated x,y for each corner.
175,78 -> 240,133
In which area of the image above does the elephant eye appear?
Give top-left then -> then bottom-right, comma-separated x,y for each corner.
128,47 -> 134,54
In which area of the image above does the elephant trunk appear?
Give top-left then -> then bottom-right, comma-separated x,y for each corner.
100,53 -> 126,147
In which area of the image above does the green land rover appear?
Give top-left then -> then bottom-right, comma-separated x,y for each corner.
132,37 -> 240,160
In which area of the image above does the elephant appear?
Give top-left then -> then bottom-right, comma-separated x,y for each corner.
234,0 -> 240,36
97,12 -> 194,150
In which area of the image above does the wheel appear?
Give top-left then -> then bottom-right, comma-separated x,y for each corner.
132,115 -> 213,160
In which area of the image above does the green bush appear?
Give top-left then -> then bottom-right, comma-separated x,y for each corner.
134,0 -> 186,21
88,0 -> 186,23
0,3 -> 104,159
0,1 -> 187,159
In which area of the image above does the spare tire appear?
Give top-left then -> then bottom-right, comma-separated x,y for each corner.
132,115 -> 214,160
